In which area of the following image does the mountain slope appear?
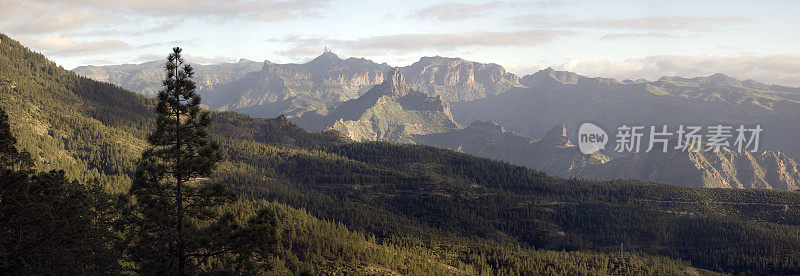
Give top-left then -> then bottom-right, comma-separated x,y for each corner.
73,59 -> 262,97
578,149 -> 800,189
415,119 -> 800,189
293,68 -> 459,142
414,122 -> 609,177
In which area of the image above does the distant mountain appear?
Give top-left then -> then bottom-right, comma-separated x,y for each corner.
578,148 -> 800,189
453,68 -> 800,160
73,59 -> 263,97
293,68 -> 459,142
417,120 -> 800,189
73,53 -> 523,117
519,67 -> 582,87
414,122 -> 609,177
399,56 -> 522,102
205,52 -> 391,117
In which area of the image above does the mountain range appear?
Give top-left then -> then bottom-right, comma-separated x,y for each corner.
74,51 -> 519,118
8,32 -> 800,274
72,47 -> 800,191
418,120 -> 800,189
452,67 -> 800,159
72,58 -> 263,97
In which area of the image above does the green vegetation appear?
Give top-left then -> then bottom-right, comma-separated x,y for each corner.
0,107 -> 121,274
126,48 -> 277,274
1,33 -> 799,274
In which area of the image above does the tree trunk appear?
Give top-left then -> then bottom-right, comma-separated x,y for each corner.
175,64 -> 186,276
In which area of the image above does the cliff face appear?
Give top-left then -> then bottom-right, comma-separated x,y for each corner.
205,52 -> 392,117
293,68 -> 459,142
400,56 -> 522,102
73,53 -> 524,117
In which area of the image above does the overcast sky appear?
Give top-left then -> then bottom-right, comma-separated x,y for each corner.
3,0 -> 800,86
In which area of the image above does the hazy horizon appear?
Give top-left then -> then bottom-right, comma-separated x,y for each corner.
71,51 -> 800,88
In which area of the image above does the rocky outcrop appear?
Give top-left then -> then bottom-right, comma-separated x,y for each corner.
540,125 -> 572,148
293,69 -> 459,142
205,52 -> 391,117
400,56 -> 522,102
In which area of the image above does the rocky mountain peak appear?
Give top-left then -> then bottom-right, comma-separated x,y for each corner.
380,68 -> 411,97
467,120 -> 507,133
703,73 -> 743,87
417,56 -> 463,64
521,67 -> 582,87
540,125 -> 573,147
308,51 -> 342,65
276,114 -> 291,126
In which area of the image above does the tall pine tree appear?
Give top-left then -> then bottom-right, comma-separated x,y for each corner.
129,48 -> 276,274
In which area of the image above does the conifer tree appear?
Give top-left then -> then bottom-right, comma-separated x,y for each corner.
0,108 -> 31,169
129,48 -> 276,274
0,107 -> 121,274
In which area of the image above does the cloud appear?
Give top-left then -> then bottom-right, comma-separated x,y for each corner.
600,32 -> 679,40
137,54 -> 164,61
0,0 -> 327,36
62,0 -> 326,21
26,34 -> 129,56
551,54 -> 800,87
411,1 -> 568,21
182,54 -> 238,65
411,1 -> 510,21
513,15 -> 750,32
277,30 -> 572,57
0,0 -> 326,60
350,30 -> 567,50
0,1 -> 104,34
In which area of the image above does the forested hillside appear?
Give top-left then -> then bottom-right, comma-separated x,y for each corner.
3,33 -> 800,274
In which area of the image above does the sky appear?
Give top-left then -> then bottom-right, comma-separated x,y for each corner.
2,0 -> 800,86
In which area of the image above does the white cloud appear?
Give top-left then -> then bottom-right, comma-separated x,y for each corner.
551,54 -> 800,87
600,32 -> 679,40
277,30 -> 573,57
26,34 -> 129,56
0,1 -> 104,34
0,0 -> 329,58
56,0 -> 327,21
512,15 -> 750,32
411,1 -> 568,21
182,54 -> 238,65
